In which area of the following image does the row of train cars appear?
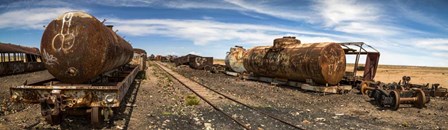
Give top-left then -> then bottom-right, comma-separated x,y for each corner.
155,36 -> 448,111
2,11 -> 447,127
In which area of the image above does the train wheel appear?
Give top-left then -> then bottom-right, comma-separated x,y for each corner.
360,81 -> 369,95
40,100 -> 62,125
413,89 -> 426,109
91,107 -> 103,128
45,113 -> 62,125
389,91 -> 400,111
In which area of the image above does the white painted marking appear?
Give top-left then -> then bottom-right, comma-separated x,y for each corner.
43,49 -> 59,65
52,12 -> 77,52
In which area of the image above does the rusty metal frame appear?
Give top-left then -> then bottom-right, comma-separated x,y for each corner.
338,42 -> 380,82
10,65 -> 141,108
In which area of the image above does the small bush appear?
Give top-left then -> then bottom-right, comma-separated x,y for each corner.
185,95 -> 200,106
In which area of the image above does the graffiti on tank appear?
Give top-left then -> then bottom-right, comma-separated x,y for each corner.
52,12 -> 77,52
195,57 -> 207,66
43,49 -> 59,65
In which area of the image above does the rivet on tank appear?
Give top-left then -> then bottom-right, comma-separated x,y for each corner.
243,36 -> 346,85
40,11 -> 133,84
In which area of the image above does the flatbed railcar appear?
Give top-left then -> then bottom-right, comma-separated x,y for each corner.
10,50 -> 146,127
9,11 -> 147,127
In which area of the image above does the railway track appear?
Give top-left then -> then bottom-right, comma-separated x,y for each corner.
154,62 -> 304,130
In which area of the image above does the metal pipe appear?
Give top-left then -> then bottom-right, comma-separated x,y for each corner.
400,97 -> 418,103
352,44 -> 362,84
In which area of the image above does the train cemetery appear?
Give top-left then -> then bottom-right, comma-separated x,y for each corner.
0,11 -> 447,129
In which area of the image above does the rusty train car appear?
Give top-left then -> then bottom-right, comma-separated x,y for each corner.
131,48 -> 147,71
10,11 -> 146,127
226,36 -> 381,87
174,54 -> 213,69
154,55 -> 168,62
241,36 -> 346,85
148,54 -> 155,61
0,43 -> 45,76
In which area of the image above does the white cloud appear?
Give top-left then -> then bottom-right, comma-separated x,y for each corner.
0,0 -> 72,8
0,8 -> 81,29
414,38 -> 448,51
86,0 -> 241,10
312,0 -> 402,36
314,0 -> 380,26
433,52 -> 448,57
225,0 -> 314,22
107,18 -> 351,46
85,0 -> 155,7
380,51 -> 448,67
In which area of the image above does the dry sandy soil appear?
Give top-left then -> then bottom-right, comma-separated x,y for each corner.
215,59 -> 448,87
0,61 -> 446,129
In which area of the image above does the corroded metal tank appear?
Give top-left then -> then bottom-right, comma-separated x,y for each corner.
225,46 -> 247,73
243,36 -> 346,85
41,11 -> 133,83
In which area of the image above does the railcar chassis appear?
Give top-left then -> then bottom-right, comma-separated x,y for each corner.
10,64 -> 141,127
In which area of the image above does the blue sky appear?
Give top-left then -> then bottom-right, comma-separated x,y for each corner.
0,0 -> 447,67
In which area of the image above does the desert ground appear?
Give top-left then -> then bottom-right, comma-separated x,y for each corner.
0,60 -> 446,129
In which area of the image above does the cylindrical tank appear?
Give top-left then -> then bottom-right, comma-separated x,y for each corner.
243,36 -> 346,85
225,46 -> 247,73
41,11 -> 133,83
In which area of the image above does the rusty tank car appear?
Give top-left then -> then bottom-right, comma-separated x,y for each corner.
243,36 -> 346,85
225,46 -> 247,73
40,11 -> 133,84
10,11 -> 146,127
131,48 -> 147,71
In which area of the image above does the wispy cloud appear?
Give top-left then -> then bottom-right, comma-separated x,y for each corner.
86,0 -> 242,10
314,0 -> 380,26
85,0 -> 156,7
0,0 -> 72,8
107,18 -> 347,46
0,7 -> 80,30
415,38 -> 448,51
225,0 -> 314,22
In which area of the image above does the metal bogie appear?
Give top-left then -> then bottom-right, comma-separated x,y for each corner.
11,64 -> 142,126
375,89 -> 427,110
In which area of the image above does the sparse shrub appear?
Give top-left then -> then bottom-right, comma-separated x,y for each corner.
185,95 -> 200,106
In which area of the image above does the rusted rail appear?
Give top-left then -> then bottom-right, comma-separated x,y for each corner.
154,61 -> 304,130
